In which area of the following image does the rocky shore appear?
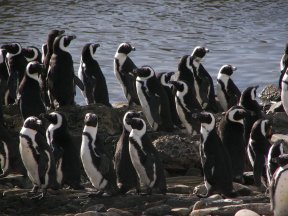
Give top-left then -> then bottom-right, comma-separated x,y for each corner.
0,91 -> 286,216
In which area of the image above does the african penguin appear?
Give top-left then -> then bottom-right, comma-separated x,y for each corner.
81,113 -> 119,196
22,46 -> 42,63
18,61 -> 46,120
156,71 -> 181,127
44,111 -> 82,189
114,111 -> 141,194
1,42 -> 28,103
114,42 -> 140,105
281,69 -> 288,116
47,34 -> 84,108
78,43 -> 111,107
216,64 -> 241,111
169,80 -> 202,134
239,86 -> 263,148
279,43 -> 288,89
247,119 -> 272,188
193,111 -> 234,198
134,66 -> 174,132
190,46 -> 218,112
0,48 -> 12,105
270,154 -> 288,216
127,117 -> 166,195
218,105 -> 248,183
19,116 -> 57,199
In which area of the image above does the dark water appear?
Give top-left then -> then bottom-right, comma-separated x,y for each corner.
0,0 -> 287,104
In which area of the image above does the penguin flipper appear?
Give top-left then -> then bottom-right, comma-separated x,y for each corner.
147,94 -> 161,125
38,151 -> 49,185
99,153 -> 112,176
74,75 -> 84,91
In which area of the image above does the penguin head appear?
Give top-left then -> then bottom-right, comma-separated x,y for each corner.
84,113 -> 98,127
53,34 -> 76,54
127,117 -> 146,137
226,105 -> 248,124
191,46 -> 209,62
81,43 -> 100,62
123,111 -> 141,132
169,80 -> 187,94
193,111 -> 215,132
133,66 -> 155,80
159,72 -> 175,87
43,111 -> 67,129
23,116 -> 43,131
116,42 -> 135,55
1,43 -> 22,58
218,64 -> 237,76
240,86 -> 258,103
26,61 -> 44,81
47,29 -> 65,49
22,46 -> 41,62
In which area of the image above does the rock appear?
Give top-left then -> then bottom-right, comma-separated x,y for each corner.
144,204 -> 172,216
266,101 -> 284,114
74,211 -> 102,216
171,208 -> 191,216
192,194 -> 223,210
267,112 -> 288,134
106,208 -> 133,216
259,84 -> 281,103
85,204 -> 106,212
234,209 -> 260,216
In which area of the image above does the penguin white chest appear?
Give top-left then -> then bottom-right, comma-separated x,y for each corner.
281,76 -> 288,116
0,141 -> 9,174
216,83 -> 228,111
273,168 -> 288,216
175,96 -> 192,134
80,138 -> 107,190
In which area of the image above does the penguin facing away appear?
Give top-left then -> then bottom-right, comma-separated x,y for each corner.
218,105 -> 248,183
43,111 -> 82,189
18,61 -> 46,120
169,80 -> 202,135
78,43 -> 111,107
19,116 -> 57,199
193,111 -> 234,198
127,117 -> 167,195
279,43 -> 288,89
216,64 -> 241,111
81,113 -> 119,196
270,154 -> 288,216
114,42 -> 140,105
22,46 -> 42,63
134,66 -> 174,132
247,119 -> 272,188
114,111 -> 141,194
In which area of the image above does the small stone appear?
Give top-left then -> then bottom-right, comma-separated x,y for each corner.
234,209 -> 260,216
107,208 -> 133,216
171,207 -> 190,216
144,204 -> 171,216
74,211 -> 102,216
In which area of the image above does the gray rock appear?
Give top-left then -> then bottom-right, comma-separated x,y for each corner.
74,211 -> 102,216
107,208 -> 133,216
85,204 -> 106,212
171,208 -> 191,216
234,209 -> 260,216
144,204 -> 172,216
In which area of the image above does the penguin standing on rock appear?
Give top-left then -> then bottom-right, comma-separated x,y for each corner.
193,111 -> 234,198
169,80 -> 202,134
81,113 -> 119,196
43,111 -> 82,189
247,119 -> 272,188
114,42 -> 139,105
128,117 -> 166,195
19,116 -> 57,199
114,111 -> 141,194
190,46 -> 218,112
78,43 -> 111,107
216,64 -> 241,111
218,105 -> 248,183
47,34 -> 84,108
18,61 -> 46,120
134,66 -> 173,132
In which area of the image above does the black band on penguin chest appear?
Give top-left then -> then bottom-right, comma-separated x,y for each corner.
217,79 -> 229,100
82,132 -> 102,166
19,133 -> 40,162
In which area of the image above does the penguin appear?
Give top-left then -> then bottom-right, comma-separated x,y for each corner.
114,111 -> 141,194
47,34 -> 84,108
134,66 -> 174,132
0,48 -> 12,105
270,154 -> 288,216
114,42 -> 140,105
169,80 -> 202,134
1,42 -> 28,103
193,111 -> 234,198
239,86 -> 263,148
281,69 -> 288,116
157,71 -> 181,127
218,105 -> 248,183
43,111 -> 82,189
127,117 -> 166,195
279,43 -> 288,89
190,46 -> 218,112
247,119 -> 272,188
22,46 -> 42,63
267,140 -> 287,185
18,61 -> 46,120
78,43 -> 111,107
216,64 -> 241,111
19,116 -> 57,199
81,112 -> 119,196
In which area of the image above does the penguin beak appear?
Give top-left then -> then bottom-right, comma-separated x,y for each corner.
59,30 -> 65,35
205,47 -> 209,53
68,35 -> 77,41
93,44 -> 100,49
130,68 -> 138,77
232,66 -> 237,71
131,47 -> 136,51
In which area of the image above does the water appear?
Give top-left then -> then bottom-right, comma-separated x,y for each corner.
0,0 -> 287,105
